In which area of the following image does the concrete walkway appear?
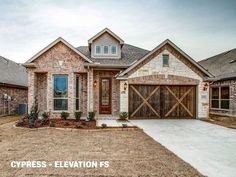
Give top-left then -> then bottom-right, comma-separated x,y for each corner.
97,119 -> 134,127
130,119 -> 236,177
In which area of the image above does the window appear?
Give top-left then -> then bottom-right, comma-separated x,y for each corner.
75,76 -> 80,110
104,46 -> 109,54
53,75 -> 68,110
111,46 -> 117,54
95,46 -> 101,54
211,86 -> 229,109
163,54 -> 169,67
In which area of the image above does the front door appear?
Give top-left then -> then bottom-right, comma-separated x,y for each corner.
99,78 -> 112,114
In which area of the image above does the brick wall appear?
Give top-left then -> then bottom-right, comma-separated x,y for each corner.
27,42 -> 88,119
0,85 -> 27,116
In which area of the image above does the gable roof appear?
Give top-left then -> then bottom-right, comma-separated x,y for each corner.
88,28 -> 124,45
198,48 -> 236,81
25,37 -> 93,64
118,39 -> 213,77
0,56 -> 27,87
77,44 -> 150,67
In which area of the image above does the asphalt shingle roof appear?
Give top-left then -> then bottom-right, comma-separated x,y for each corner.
0,56 -> 28,87
76,44 -> 150,66
198,48 -> 236,80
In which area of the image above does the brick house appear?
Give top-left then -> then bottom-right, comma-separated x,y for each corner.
0,56 -> 28,116
199,48 -> 236,118
24,28 -> 212,119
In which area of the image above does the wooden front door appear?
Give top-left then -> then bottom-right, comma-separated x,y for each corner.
129,85 -> 196,119
99,78 -> 112,114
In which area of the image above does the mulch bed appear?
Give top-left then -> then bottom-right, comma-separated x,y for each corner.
51,119 -> 97,129
15,119 -> 97,129
201,118 -> 236,129
15,119 -> 137,130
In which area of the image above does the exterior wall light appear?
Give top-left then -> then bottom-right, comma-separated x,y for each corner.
93,80 -> 97,87
124,82 -> 128,91
203,83 -> 208,91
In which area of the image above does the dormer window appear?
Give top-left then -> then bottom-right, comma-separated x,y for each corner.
104,46 -> 109,54
111,46 -> 117,54
95,46 -> 101,54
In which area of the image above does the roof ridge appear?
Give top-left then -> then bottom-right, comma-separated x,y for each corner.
199,48 -> 236,63
123,43 -> 150,52
76,43 -> 150,52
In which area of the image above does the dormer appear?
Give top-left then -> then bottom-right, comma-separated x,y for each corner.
88,28 -> 124,59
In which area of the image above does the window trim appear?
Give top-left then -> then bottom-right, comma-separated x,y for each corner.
53,74 -> 69,111
210,86 -> 230,110
95,45 -> 101,55
103,45 -> 109,55
162,54 -> 169,67
111,45 -> 117,55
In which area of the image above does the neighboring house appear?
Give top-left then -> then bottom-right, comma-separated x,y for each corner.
24,28 -> 212,119
199,48 -> 236,117
0,56 -> 28,116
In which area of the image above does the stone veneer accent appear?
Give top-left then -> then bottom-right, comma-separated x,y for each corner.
27,42 -> 88,118
120,48 -> 209,119
0,85 -> 27,115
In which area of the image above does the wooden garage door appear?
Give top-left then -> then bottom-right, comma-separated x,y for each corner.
129,85 -> 196,119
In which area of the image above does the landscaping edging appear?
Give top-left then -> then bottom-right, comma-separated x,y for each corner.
13,124 -> 141,132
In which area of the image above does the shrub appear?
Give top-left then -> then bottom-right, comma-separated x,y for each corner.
74,111 -> 82,121
119,112 -> 128,120
87,111 -> 95,121
28,104 -> 39,128
61,112 -> 69,120
41,112 -> 50,125
42,112 -> 49,119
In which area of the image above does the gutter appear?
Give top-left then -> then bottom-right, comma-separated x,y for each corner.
84,63 -> 128,69
0,82 -> 28,89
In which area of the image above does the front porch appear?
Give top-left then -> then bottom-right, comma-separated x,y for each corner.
28,69 -> 121,119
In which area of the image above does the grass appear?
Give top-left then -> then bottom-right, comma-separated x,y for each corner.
0,122 -> 204,177
0,115 -> 21,125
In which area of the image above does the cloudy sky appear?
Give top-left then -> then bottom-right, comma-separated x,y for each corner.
0,0 -> 236,63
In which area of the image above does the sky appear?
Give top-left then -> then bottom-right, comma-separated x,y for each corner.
0,0 -> 236,63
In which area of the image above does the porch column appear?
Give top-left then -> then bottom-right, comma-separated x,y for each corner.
28,71 -> 36,113
120,80 -> 128,112
87,68 -> 94,112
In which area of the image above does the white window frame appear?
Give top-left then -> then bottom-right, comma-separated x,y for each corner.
111,46 -> 117,55
53,74 -> 69,111
210,86 -> 230,110
103,45 -> 109,55
95,45 -> 101,55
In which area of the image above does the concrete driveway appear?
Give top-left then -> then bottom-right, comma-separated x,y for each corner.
130,119 -> 236,177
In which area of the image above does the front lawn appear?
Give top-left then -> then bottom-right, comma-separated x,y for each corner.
0,115 -> 21,125
0,122 -> 204,177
